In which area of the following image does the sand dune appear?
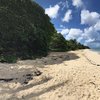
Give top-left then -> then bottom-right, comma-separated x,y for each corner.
0,49 -> 100,100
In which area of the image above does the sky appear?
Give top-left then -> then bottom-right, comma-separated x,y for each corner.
35,0 -> 100,49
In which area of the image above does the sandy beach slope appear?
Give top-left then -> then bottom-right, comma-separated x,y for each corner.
0,49 -> 100,100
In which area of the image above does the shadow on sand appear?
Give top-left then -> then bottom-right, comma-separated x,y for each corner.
8,80 -> 69,100
15,52 -> 80,67
36,52 -> 80,66
0,52 -> 79,100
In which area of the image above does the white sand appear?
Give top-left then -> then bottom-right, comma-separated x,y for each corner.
0,49 -> 100,100
84,49 -> 100,65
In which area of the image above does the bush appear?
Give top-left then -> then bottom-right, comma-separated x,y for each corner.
0,55 -> 17,63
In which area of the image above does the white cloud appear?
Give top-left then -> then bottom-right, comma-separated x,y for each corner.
61,29 -> 69,35
72,0 -> 83,8
65,28 -> 83,40
45,4 -> 60,19
80,10 -> 100,48
59,21 -> 100,48
84,26 -> 100,41
81,10 -> 100,25
78,26 -> 100,48
60,28 -> 83,40
94,20 -> 100,31
62,10 -> 72,22
59,1 -> 69,10
79,26 -> 100,48
85,41 -> 100,48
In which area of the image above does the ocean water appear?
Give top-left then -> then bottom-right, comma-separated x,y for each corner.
91,48 -> 100,53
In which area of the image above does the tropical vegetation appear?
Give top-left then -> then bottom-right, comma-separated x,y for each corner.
0,0 -> 89,63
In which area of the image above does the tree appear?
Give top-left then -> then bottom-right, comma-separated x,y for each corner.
66,39 -> 89,51
0,0 -> 56,62
49,33 -> 67,51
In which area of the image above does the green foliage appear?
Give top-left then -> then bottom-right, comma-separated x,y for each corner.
0,0 -> 89,63
49,33 -> 67,52
49,34 -> 89,52
66,39 -> 89,51
0,0 -> 55,63
0,55 -> 17,63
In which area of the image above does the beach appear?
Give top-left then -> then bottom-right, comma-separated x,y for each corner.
0,49 -> 100,100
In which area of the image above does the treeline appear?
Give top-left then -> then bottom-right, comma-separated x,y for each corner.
49,33 -> 89,52
0,0 -> 89,63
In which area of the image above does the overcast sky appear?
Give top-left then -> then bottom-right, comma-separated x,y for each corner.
35,0 -> 100,49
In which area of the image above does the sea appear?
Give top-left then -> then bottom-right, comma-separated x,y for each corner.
91,48 -> 100,53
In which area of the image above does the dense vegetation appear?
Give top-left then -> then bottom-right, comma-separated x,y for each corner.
0,0 -> 89,63
66,39 -> 89,51
0,0 -> 55,62
50,33 -> 89,52
49,33 -> 67,52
